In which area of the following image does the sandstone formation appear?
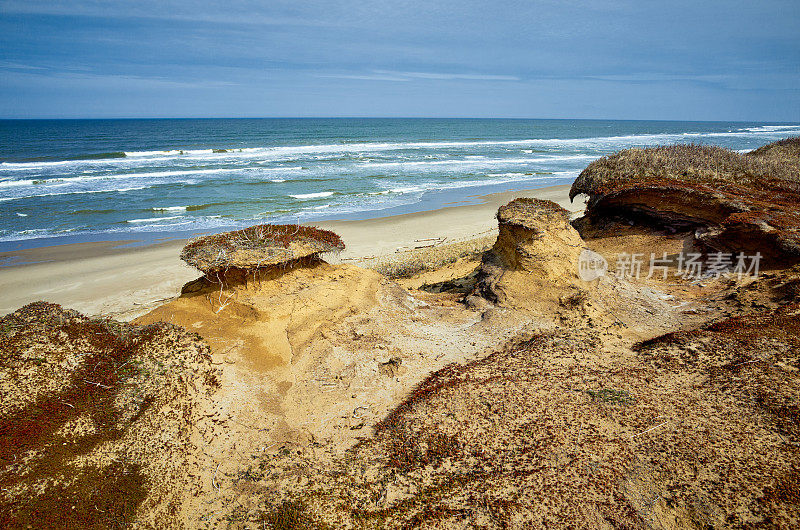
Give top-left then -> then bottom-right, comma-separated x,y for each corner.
180,223 -> 345,275
570,139 -> 800,264
470,198 -> 588,311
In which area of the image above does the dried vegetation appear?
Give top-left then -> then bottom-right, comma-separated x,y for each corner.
571,138 -> 800,263
181,224 -> 345,275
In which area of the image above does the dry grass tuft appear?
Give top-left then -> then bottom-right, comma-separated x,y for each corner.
181,224 -> 345,275
571,139 -> 800,200
570,137 -> 800,263
497,197 -> 571,229
747,136 -> 800,159
361,234 -> 495,279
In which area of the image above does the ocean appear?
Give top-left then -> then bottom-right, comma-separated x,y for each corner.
1,118 -> 798,250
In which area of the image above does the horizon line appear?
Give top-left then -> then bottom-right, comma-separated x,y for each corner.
1,116 -> 798,124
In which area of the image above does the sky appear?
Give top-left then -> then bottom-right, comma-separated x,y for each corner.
0,0 -> 798,121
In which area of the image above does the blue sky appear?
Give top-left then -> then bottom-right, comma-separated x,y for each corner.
0,0 -> 798,120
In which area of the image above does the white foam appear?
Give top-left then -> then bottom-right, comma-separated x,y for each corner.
124,149 -> 213,157
0,186 -> 152,203
290,191 -> 334,199
0,160 -> 74,170
0,179 -> 35,188
360,154 -> 595,169
738,125 -> 800,133
127,215 -> 183,223
486,172 -> 532,178
3,127 -> 797,173
381,170 -> 574,197
0,168 -> 251,189
389,185 -> 427,194
111,168 -> 251,179
0,168 -> 253,202
0,215 -> 241,242
152,206 -> 187,212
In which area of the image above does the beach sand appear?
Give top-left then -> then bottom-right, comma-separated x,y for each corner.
0,184 -> 582,319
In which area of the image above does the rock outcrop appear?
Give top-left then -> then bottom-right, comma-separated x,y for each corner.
470,198 -> 588,311
180,224 -> 345,275
570,139 -> 800,264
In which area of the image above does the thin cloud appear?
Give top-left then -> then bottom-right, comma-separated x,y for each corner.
316,70 -> 520,82
0,61 -> 46,70
374,70 -> 520,81
314,73 -> 410,82
2,68 -> 239,89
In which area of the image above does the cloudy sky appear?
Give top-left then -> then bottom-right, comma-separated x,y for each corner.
1,0 -> 798,120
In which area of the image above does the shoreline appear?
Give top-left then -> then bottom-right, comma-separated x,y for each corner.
0,183 -> 581,319
0,176 -> 575,255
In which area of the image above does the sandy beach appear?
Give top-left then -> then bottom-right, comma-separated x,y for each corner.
0,184 -> 581,319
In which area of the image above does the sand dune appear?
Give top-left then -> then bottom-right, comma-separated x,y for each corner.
2,142 -> 799,528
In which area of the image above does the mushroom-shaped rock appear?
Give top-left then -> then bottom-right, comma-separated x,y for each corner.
570,140 -> 800,264
180,224 -> 345,275
470,198 -> 588,310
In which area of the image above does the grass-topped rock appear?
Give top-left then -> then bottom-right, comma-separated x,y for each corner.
570,138 -> 800,263
180,224 -> 345,275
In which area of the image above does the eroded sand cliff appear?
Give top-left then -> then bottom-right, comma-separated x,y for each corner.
1,138 -> 799,528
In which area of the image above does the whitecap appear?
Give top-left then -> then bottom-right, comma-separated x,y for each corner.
290,191 -> 334,199
0,179 -> 35,188
127,215 -> 183,223
152,206 -> 187,212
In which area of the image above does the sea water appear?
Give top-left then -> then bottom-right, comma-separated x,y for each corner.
1,118 -> 798,250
